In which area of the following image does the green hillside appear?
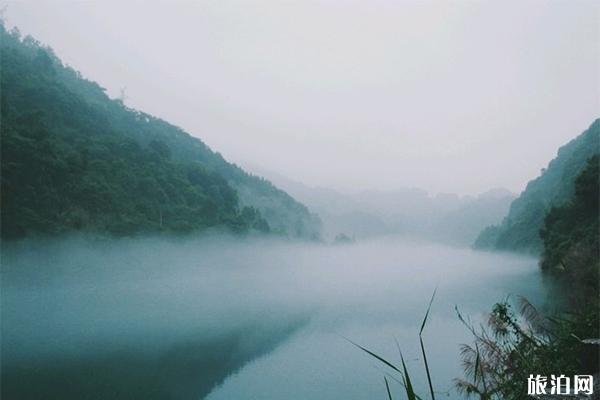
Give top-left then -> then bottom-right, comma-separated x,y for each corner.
540,155 -> 599,298
0,25 -> 320,239
474,120 -> 599,254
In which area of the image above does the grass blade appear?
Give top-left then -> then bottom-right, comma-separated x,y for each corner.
474,342 -> 488,393
420,288 -> 437,335
399,349 -> 417,400
346,338 -> 403,374
384,376 -> 393,400
349,338 -> 424,400
420,289 -> 437,400
473,343 -> 480,383
419,336 -> 434,400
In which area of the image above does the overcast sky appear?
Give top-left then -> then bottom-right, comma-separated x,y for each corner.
5,0 -> 599,195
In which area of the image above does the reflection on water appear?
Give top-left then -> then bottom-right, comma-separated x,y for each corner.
1,235 -> 548,399
2,318 -> 305,400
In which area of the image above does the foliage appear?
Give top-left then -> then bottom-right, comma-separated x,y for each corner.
474,121 -> 599,254
0,23 -> 320,239
353,145 -> 599,399
539,155 -> 599,304
465,154 -> 599,399
354,289 -> 598,400
455,297 -> 598,399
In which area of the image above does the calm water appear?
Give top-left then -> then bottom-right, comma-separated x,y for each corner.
1,235 -> 548,399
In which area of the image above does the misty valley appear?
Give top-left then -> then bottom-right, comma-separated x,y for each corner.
2,236 -> 549,400
1,4 -> 599,400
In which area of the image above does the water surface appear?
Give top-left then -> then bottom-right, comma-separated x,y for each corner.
1,235 -> 548,399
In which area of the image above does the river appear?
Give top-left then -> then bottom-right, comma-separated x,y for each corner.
1,235 -> 549,399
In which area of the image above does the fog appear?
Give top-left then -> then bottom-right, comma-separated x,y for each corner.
247,164 -> 516,243
2,235 -> 555,399
5,0 -> 598,195
0,2 -> 593,398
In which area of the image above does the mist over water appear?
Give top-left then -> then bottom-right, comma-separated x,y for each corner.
2,235 -> 549,399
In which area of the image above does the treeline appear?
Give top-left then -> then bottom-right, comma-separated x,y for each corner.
0,24 -> 320,239
540,155 -> 599,302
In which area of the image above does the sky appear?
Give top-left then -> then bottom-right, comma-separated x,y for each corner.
4,0 -> 599,195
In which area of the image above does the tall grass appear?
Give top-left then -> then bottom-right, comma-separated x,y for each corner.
349,290 -> 437,400
352,292 -> 598,399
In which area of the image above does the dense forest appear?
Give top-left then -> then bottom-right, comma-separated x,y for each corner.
474,120 -> 599,254
0,24 -> 321,239
540,155 -> 599,303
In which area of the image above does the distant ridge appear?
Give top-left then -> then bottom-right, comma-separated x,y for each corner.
474,119 -> 600,254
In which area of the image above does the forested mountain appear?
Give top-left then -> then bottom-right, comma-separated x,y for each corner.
0,25 -> 321,239
474,120 -> 599,254
540,155 -> 599,301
